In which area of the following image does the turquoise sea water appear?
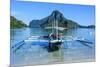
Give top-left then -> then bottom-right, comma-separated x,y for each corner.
10,28 -> 95,66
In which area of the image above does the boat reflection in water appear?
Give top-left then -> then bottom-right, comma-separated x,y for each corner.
48,48 -> 64,63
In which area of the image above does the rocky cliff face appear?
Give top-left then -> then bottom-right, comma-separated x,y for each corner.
29,10 -> 79,29
29,20 -> 40,28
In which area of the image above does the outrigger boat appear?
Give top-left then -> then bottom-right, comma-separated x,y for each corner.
43,19 -> 63,52
27,17 -> 63,44
12,16 -> 93,52
25,18 -> 63,52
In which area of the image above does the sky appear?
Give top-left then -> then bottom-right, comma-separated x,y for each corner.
11,0 -> 95,25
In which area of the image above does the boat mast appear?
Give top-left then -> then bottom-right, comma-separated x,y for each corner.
52,13 -> 59,40
56,20 -> 58,39
53,18 -> 58,40
52,19 -> 53,34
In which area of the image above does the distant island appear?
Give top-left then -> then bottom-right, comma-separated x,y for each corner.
79,25 -> 95,28
29,10 -> 79,29
10,10 -> 95,29
10,16 -> 27,28
29,10 -> 95,29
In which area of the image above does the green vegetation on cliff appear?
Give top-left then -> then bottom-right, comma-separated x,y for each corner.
10,16 -> 27,28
